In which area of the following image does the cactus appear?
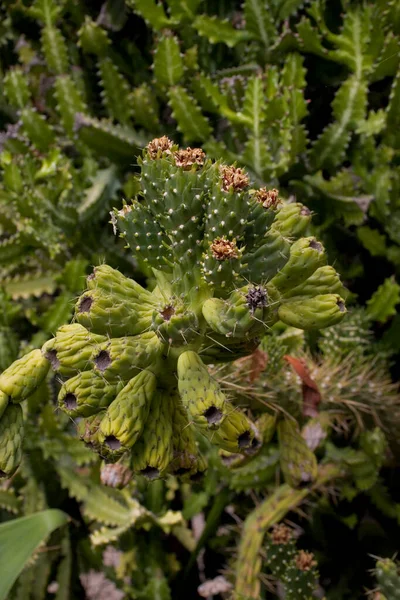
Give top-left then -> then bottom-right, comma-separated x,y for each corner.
375,558 -> 400,600
0,140 -> 345,478
0,403 -> 24,478
263,525 -> 319,599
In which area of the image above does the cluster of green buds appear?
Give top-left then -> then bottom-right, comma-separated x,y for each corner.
0,138 -> 346,480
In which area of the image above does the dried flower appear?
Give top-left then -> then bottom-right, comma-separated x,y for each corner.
220,165 -> 249,192
270,523 -> 293,545
147,136 -> 173,159
295,550 -> 317,571
255,187 -> 280,209
211,238 -> 239,260
174,147 -> 205,169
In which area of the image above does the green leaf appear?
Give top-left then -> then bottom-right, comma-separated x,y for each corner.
0,489 -> 21,514
385,65 -> 400,149
75,114 -> 147,162
54,75 -> 87,136
4,272 -> 58,300
194,15 -> 251,48
310,77 -> 368,170
243,0 -> 275,48
98,57 -> 133,124
127,0 -> 171,30
275,0 -> 306,20
168,86 -> 211,142
357,227 -> 387,257
0,509 -> 68,600
154,35 -> 184,87
182,491 -> 208,520
3,69 -> 31,109
41,25 -> 69,75
78,166 -> 120,223
366,277 -> 400,323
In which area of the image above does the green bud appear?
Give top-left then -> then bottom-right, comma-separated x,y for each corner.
207,404 -> 258,454
278,294 -> 346,330
90,333 -> 163,382
270,237 -> 326,294
0,404 -> 24,478
99,370 -> 157,456
42,323 -> 106,377
0,349 -> 50,402
0,391 -> 8,420
130,388 -> 174,479
151,302 -> 199,346
177,351 -> 227,430
278,419 -> 317,487
58,371 -> 124,417
74,288 -> 154,337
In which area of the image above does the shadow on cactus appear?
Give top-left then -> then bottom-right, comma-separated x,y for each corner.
0,139 -> 346,481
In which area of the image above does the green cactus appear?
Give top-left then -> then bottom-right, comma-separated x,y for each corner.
375,558 -> 400,600
278,419 -> 318,488
0,140 -> 345,478
98,370 -> 157,457
0,404 -> 24,478
0,349 -> 50,402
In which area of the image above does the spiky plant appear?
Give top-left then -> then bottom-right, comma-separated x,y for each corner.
0,138 -> 345,481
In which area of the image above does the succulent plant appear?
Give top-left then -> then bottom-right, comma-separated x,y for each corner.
0,139 -> 346,480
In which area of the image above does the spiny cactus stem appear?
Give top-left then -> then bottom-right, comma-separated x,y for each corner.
234,464 -> 343,599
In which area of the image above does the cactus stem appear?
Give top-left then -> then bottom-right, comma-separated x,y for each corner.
45,349 -> 60,370
141,466 -> 159,480
79,296 -> 93,312
94,350 -> 112,371
204,406 -> 223,424
64,393 -> 78,410
104,435 -> 121,450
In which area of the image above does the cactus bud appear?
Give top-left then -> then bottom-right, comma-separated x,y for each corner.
0,404 -> 24,478
0,349 -> 50,402
98,370 -> 156,456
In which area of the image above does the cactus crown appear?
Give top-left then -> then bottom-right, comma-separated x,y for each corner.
0,139 -> 346,481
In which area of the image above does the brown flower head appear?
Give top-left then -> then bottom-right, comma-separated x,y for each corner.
295,550 -> 317,571
174,147 -> 206,169
100,462 -> 133,489
255,187 -> 280,209
270,523 -> 293,545
220,165 -> 249,192
211,238 -> 239,261
146,136 -> 173,159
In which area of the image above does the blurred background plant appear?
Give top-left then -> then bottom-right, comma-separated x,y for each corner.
1,0 -> 400,598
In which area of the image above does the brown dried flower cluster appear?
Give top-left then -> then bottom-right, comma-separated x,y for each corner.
255,187 -> 280,209
174,147 -> 206,169
295,550 -> 317,571
211,238 -> 239,261
220,165 -> 249,192
146,136 -> 173,159
270,523 -> 293,545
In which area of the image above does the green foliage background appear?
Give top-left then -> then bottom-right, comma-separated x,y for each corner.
1,0 -> 400,598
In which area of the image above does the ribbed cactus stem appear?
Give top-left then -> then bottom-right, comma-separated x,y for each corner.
234,464 -> 343,599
